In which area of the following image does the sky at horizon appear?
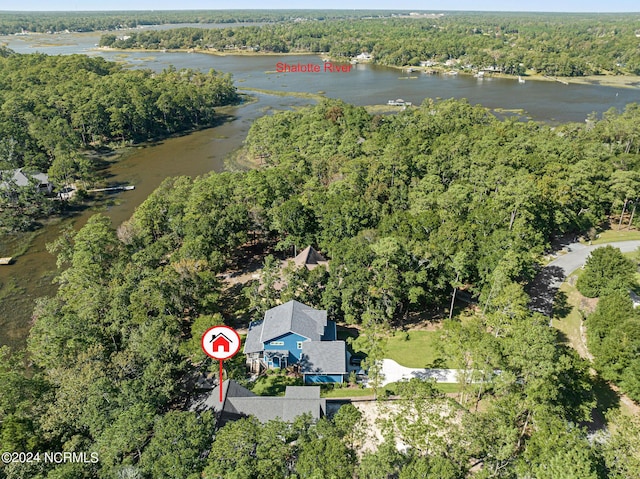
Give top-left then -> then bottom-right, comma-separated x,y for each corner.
2,1 -> 639,13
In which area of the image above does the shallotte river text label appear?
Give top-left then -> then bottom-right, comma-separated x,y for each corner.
276,62 -> 352,73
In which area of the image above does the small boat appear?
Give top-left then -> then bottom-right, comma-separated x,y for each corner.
0,257 -> 13,265
518,76 -> 525,84
387,99 -> 412,106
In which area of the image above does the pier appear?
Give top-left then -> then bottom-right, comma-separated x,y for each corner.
87,185 -> 135,193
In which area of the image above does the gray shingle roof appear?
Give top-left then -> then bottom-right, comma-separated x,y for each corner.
227,395 -> 325,422
243,319 -> 264,354
300,341 -> 347,374
197,380 -> 325,423
252,300 -> 327,346
190,378 -> 257,413
1,168 -> 49,188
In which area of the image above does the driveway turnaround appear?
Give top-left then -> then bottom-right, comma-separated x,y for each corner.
379,359 -> 460,386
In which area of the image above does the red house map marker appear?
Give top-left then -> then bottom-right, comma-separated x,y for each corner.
201,326 -> 241,402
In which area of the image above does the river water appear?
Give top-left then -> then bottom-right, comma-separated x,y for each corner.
3,29 -> 639,122
0,29 -> 639,349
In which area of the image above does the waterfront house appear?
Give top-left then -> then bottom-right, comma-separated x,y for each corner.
244,300 -> 347,384
0,168 -> 53,195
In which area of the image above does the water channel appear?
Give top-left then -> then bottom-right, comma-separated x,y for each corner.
0,28 -> 639,349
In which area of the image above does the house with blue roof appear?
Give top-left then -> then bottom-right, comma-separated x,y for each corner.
244,300 -> 347,384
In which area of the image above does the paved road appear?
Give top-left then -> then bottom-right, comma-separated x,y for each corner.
529,240 -> 640,315
547,240 -> 640,285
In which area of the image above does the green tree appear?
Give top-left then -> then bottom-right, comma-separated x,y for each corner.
203,417 -> 260,479
357,438 -> 405,479
348,310 -> 388,399
381,379 -> 461,460
601,410 -> 640,479
517,415 -> 602,479
139,411 -> 215,479
295,418 -> 354,479
576,246 -> 636,298
399,454 -> 463,479
332,403 -> 365,451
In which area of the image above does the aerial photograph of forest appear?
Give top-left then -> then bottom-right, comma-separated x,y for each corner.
1,0 -> 640,478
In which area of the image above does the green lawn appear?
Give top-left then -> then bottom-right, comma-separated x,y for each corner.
321,387 -> 374,398
385,330 -> 449,368
321,381 -> 462,398
435,382 -> 464,394
587,228 -> 640,245
250,371 -> 302,396
551,273 -> 590,358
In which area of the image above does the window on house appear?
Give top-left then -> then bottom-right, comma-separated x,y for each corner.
269,341 -> 284,346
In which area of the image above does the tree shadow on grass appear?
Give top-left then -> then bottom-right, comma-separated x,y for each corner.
583,375 -> 621,432
552,290 -> 572,319
528,265 -> 566,316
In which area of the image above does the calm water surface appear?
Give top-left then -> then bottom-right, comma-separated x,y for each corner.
0,29 -> 639,349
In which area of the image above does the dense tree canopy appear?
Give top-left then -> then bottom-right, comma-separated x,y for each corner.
0,51 -> 237,232
586,286 -> 640,402
0,52 -> 237,172
0,10 -> 396,35
2,96 -> 640,477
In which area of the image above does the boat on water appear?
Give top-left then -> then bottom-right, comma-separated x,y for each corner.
518,76 -> 526,84
387,99 -> 412,106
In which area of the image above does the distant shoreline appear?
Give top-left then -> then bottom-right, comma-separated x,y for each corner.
95,46 -> 318,57
96,46 -> 640,90
384,63 -> 640,90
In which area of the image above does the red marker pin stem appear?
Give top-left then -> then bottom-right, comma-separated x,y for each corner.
219,360 -> 224,402
201,325 -> 242,406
